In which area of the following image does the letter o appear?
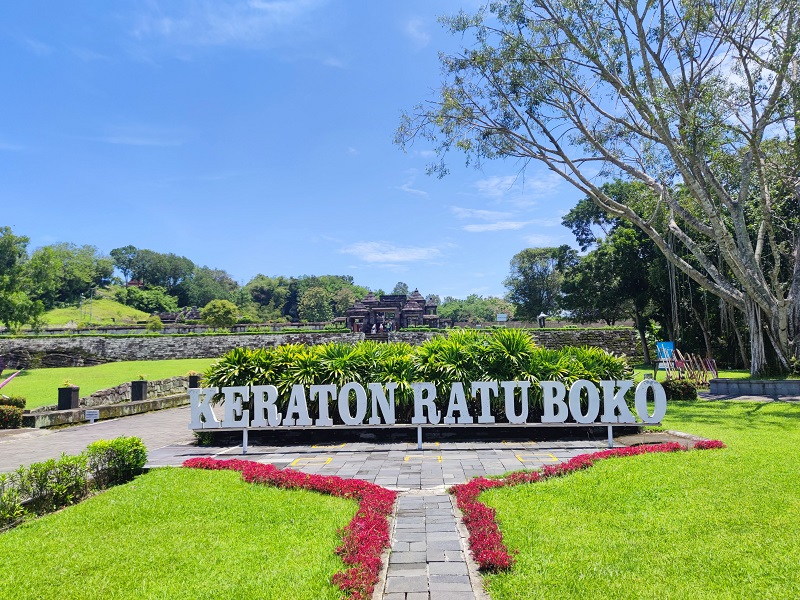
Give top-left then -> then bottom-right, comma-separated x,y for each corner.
634,379 -> 667,423
568,379 -> 600,424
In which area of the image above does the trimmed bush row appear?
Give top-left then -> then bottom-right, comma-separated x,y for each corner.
0,396 -> 26,429
0,436 -> 147,529
0,406 -> 23,429
204,329 -> 632,422
450,440 -> 727,572
183,457 -> 396,600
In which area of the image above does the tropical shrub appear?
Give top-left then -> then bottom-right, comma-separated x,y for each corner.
15,454 -> 89,514
0,396 -> 26,409
85,436 -> 148,488
661,378 -> 698,401
145,314 -> 164,333
0,473 -> 24,528
0,405 -> 23,429
203,330 -> 632,423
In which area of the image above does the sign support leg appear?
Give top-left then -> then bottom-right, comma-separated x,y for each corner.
607,425 -> 614,448
242,429 -> 249,455
417,426 -> 422,450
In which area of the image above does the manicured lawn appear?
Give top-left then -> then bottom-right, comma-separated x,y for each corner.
39,298 -> 149,326
632,364 -> 751,384
0,468 -> 356,600
3,358 -> 215,409
480,400 -> 800,599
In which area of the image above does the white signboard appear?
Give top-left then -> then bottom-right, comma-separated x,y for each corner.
189,379 -> 666,430
496,313 -> 508,322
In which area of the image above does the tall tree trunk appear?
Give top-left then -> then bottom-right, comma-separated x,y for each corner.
633,308 -> 651,365
690,305 -> 713,359
729,304 -> 750,370
747,299 -> 767,376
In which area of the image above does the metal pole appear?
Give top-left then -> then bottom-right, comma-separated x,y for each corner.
607,425 -> 614,448
242,429 -> 249,455
417,426 -> 422,450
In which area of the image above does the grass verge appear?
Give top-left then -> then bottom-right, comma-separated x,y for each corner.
2,358 -> 215,409
39,298 -> 149,326
479,400 -> 800,599
0,468 -> 356,600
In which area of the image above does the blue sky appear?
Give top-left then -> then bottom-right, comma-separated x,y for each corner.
1,1 -> 583,298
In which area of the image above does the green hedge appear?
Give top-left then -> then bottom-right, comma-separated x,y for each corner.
0,396 -> 26,409
0,436 -> 147,529
661,379 -> 698,401
204,329 -> 632,423
0,406 -> 23,429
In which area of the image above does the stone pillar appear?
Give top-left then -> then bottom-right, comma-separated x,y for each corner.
131,380 -> 148,402
57,386 -> 80,410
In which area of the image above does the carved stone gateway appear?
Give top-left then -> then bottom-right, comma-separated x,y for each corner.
344,289 -> 441,332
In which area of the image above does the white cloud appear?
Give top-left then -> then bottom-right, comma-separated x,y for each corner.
70,47 -> 111,62
322,56 -> 345,68
341,241 -> 442,264
21,37 -> 52,56
397,173 -> 427,197
463,221 -> 529,232
474,175 -> 517,198
131,0 -> 328,47
404,18 -> 430,49
416,149 -> 436,158
450,206 -> 513,221
346,146 -> 358,155
524,233 -> 557,246
474,171 -> 562,206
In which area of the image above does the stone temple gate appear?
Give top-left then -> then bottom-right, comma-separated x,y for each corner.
342,290 -> 441,333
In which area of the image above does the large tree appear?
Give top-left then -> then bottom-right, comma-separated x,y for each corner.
0,227 -> 43,331
504,246 -> 576,320
398,0 -> 800,374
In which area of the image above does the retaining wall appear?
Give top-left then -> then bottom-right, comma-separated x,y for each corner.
709,378 -> 800,397
1,327 -> 643,369
0,332 -> 364,369
390,328 -> 642,361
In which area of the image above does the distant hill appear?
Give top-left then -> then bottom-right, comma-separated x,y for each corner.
40,298 -> 149,327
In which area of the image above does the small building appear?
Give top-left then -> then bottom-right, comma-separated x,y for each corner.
345,289 -> 441,332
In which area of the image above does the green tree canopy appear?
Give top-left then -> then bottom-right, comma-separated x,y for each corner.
398,0 -> 800,374
504,246 -> 576,320
297,286 -> 334,322
200,299 -> 239,329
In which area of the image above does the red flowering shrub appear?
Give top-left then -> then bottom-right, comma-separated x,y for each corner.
183,457 -> 396,600
450,440 -> 727,572
693,439 -> 727,450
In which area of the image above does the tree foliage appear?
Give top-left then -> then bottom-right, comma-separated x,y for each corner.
438,294 -> 514,324
399,0 -> 800,373
504,246 -> 576,320
200,299 -> 239,329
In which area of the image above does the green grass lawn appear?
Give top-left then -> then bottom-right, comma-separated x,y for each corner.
38,298 -> 149,326
3,358 -> 215,409
632,363 -> 751,384
481,400 -> 800,599
0,468 -> 356,600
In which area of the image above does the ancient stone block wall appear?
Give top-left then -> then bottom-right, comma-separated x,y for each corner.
0,328 -> 642,369
390,328 -> 643,361
0,332 -> 364,369
81,376 -> 190,407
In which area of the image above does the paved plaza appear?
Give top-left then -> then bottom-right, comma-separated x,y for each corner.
0,405 -> 675,599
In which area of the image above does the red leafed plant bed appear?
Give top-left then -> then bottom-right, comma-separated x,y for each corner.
183,457 -> 396,600
450,440 -> 727,572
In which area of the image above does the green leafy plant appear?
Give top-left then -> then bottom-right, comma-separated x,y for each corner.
145,314 -> 164,333
0,396 -> 26,409
0,405 -> 23,429
84,436 -> 147,488
661,378 -> 698,401
0,473 -> 24,528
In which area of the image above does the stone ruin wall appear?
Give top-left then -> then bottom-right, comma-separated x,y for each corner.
1,328 -> 643,371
